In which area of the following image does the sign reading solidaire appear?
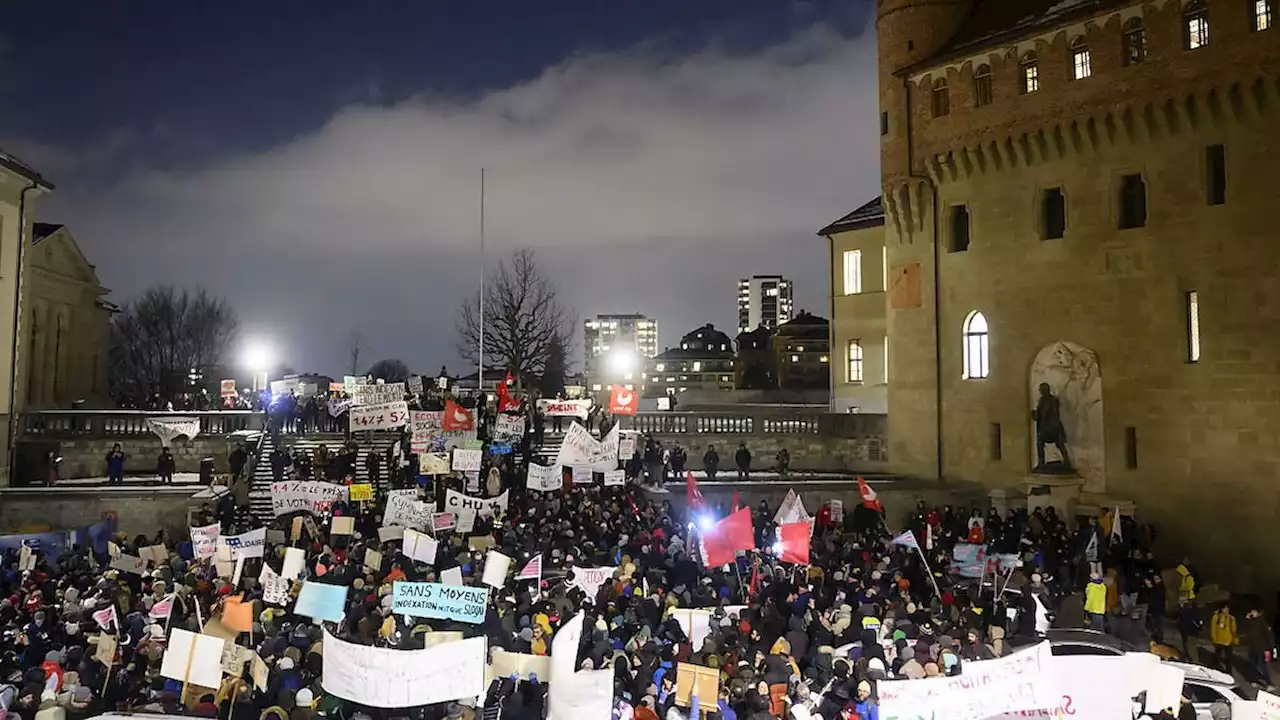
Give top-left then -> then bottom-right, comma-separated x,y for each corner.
391,581 -> 488,624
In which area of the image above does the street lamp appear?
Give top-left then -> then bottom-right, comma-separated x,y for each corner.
606,349 -> 638,377
242,341 -> 274,391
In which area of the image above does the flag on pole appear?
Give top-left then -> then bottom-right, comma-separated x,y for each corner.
890,530 -> 920,551
1110,508 -> 1122,543
858,477 -> 884,513
699,508 -> 755,567
731,490 -> 741,513
92,605 -> 118,631
777,522 -> 811,565
686,472 -> 704,508
149,594 -> 175,620
516,554 -> 543,580
926,522 -> 934,551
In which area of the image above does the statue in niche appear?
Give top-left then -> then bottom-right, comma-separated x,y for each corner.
1031,382 -> 1073,473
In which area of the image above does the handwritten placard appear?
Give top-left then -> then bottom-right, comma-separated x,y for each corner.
271,481 -> 349,517
391,581 -> 488,624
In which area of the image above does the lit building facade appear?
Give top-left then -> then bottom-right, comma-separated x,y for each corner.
737,275 -> 794,335
643,324 -> 736,398
583,313 -> 658,391
819,198 -> 888,413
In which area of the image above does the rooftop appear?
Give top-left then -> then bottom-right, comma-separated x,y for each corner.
817,197 -> 884,236
33,223 -> 64,244
0,149 -> 54,190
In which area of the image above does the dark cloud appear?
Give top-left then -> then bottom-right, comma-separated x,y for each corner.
39,25 -> 880,376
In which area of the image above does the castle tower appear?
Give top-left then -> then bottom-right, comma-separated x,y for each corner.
876,0 -> 972,478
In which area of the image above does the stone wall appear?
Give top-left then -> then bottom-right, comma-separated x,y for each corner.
39,436 -> 231,481
643,415 -> 888,473
0,487 -> 201,538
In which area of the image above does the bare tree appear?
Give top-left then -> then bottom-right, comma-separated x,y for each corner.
366,358 -> 411,383
455,248 -> 574,379
347,329 -> 363,377
109,285 -> 239,406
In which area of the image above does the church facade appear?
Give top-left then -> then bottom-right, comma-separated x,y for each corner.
877,0 -> 1280,589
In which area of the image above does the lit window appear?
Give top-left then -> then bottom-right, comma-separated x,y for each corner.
766,288 -> 779,297
881,245 -> 888,290
1186,1 -> 1209,49
847,341 -> 863,383
1123,19 -> 1147,65
790,355 -> 799,363
681,344 -> 688,350
931,78 -> 950,118
820,355 -> 829,363
720,375 -> 731,382
1186,291 -> 1201,362
692,361 -> 702,372
1070,38 -> 1091,79
1257,0 -> 1272,30
843,250 -> 863,294
796,346 -> 805,353
666,377 -> 675,383
883,341 -> 889,383
655,363 -> 665,372
1021,53 -> 1039,94
974,64 -> 993,107
962,311 -> 990,379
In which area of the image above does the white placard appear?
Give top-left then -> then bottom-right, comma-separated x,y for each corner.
223,528 -> 266,559
482,551 -> 512,588
566,566 -> 617,599
602,469 -> 626,487
349,400 -> 409,431
493,413 -> 525,441
160,628 -> 226,689
618,432 -> 638,460
587,423 -> 620,471
321,630 -> 485,708
190,523 -> 221,560
352,382 -> 405,407
452,448 -> 482,472
671,606 -> 749,649
378,526 -> 404,542
571,467 -> 593,485
281,547 -> 306,580
455,511 -> 476,534
555,423 -> 597,467
537,398 -> 592,418
110,554 -> 146,575
259,565 -> 292,606
527,463 -> 562,491
402,528 -> 438,565
444,489 -> 508,518
384,489 -> 433,530
271,481 -> 349,517
879,643 -> 1057,720
441,566 -> 464,586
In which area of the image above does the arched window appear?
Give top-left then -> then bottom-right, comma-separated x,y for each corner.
1020,52 -> 1040,94
1123,18 -> 1147,65
974,64 -> 993,106
931,78 -> 950,118
962,311 -> 990,379
1185,0 -> 1209,49
1070,37 -> 1092,79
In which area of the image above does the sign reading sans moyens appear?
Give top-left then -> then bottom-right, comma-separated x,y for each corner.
391,582 -> 488,624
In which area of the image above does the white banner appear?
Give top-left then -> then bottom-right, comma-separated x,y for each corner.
989,653 -> 1183,719
452,448 -> 482,472
190,523 -> 221,560
444,489 -> 508,519
494,413 -> 525,441
352,382 -> 405,407
147,417 -> 201,447
566,566 -> 616,599
402,528 -> 438,565
602,470 -> 626,487
556,423 -> 598,467
384,489 -> 433,530
271,481 -> 349,517
349,400 -> 409,432
538,398 -> 592,418
321,630 -> 485,708
527,464 -> 562,492
878,643 -> 1057,720
223,528 -> 266,559
587,423 -> 620,471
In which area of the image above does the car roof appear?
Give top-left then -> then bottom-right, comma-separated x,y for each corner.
1163,660 -> 1235,687
1043,628 -> 1139,652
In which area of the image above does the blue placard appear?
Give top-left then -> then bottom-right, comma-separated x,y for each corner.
295,581 -> 348,622
392,581 -> 488,624
490,443 -> 513,455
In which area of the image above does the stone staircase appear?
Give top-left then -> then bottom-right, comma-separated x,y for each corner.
247,431 -> 401,523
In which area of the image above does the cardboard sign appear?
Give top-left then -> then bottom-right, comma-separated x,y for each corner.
391,582 -> 488,624
95,633 -> 118,667
160,628 -> 225,689
348,484 -> 374,502
675,663 -> 720,708
331,516 -> 355,536
364,548 -> 383,573
378,526 -> 404,542
420,453 -> 450,475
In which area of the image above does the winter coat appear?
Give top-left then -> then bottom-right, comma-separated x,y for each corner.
1209,610 -> 1238,647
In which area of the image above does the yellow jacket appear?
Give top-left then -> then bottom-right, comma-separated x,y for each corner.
1177,564 -> 1197,601
1084,581 -> 1107,615
1210,610 -> 1239,647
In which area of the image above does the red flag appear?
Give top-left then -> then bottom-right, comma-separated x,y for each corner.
778,521 -> 811,565
748,559 -> 760,598
731,490 -> 741,513
608,385 -> 638,416
443,400 -> 475,431
700,507 -> 755,567
858,477 -> 883,513
686,472 -> 704,507
497,372 -> 521,412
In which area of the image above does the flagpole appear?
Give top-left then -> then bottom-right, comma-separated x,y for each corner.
915,546 -> 944,602
478,168 -> 486,396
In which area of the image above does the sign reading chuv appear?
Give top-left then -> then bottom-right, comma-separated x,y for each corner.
391,581 -> 488,624
444,489 -> 508,519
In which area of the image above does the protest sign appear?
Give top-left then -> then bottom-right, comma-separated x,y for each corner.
552,668 -> 614,719
556,423 -> 598,466
493,413 -> 525,442
259,566 -> 292,606
220,379 -> 236,398
420,453 -> 450,475
321,630 -> 485,708
1254,689 -> 1280,720
343,375 -> 360,393
348,484 -> 374,502
878,642 -> 1056,720
383,489 -> 432,530
251,654 -> 269,691
441,566 -> 464,586
572,467 -> 593,485
603,469 -> 626,487
327,399 -> 352,417
407,375 -> 423,395
402,528 -> 438,565
110,554 -> 146,575
527,463 -> 563,491
675,663 -> 720,708
489,649 -> 551,682
588,423 -> 620,471
95,634 -> 117,667
433,512 -> 457,531
482,551 -> 511,587
160,628 -> 225,689
445,489 -> 508,518
147,417 -> 200,447
537,398 -> 592,418
671,606 -> 749,649
295,582 -> 348,622
567,566 -> 617,598
378,526 -> 404,542
452,448 -> 482,472
270,481 -> 348,517
830,499 -> 844,522
364,548 -> 382,573
223,528 -> 266,559
391,581 -> 488,624
190,523 -> 221,560
270,378 -> 299,396
410,410 -> 477,452
352,382 -> 405,407
281,547 -> 306,580
455,511 -> 476,534
618,432 -> 638,460
988,653 -> 1180,719
349,400 -> 409,431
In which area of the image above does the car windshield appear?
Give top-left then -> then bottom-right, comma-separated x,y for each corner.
1230,684 -> 1260,701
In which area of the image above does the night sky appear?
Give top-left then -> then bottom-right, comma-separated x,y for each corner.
0,0 -> 881,377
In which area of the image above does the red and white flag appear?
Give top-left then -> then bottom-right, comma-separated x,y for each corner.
857,477 -> 884,513
608,385 -> 638,416
149,593 -> 175,620
516,554 -> 542,580
92,605 -> 118,631
443,400 -> 475,431
686,472 -> 704,507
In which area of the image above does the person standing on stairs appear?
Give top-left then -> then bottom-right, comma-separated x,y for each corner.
156,447 -> 175,485
316,444 -> 331,481
366,449 -> 382,489
229,442 -> 247,481
270,445 -> 292,483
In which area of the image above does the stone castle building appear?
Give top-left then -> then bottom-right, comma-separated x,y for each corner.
876,0 -> 1280,588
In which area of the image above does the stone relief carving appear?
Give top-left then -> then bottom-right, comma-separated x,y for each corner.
1029,341 -> 1105,493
